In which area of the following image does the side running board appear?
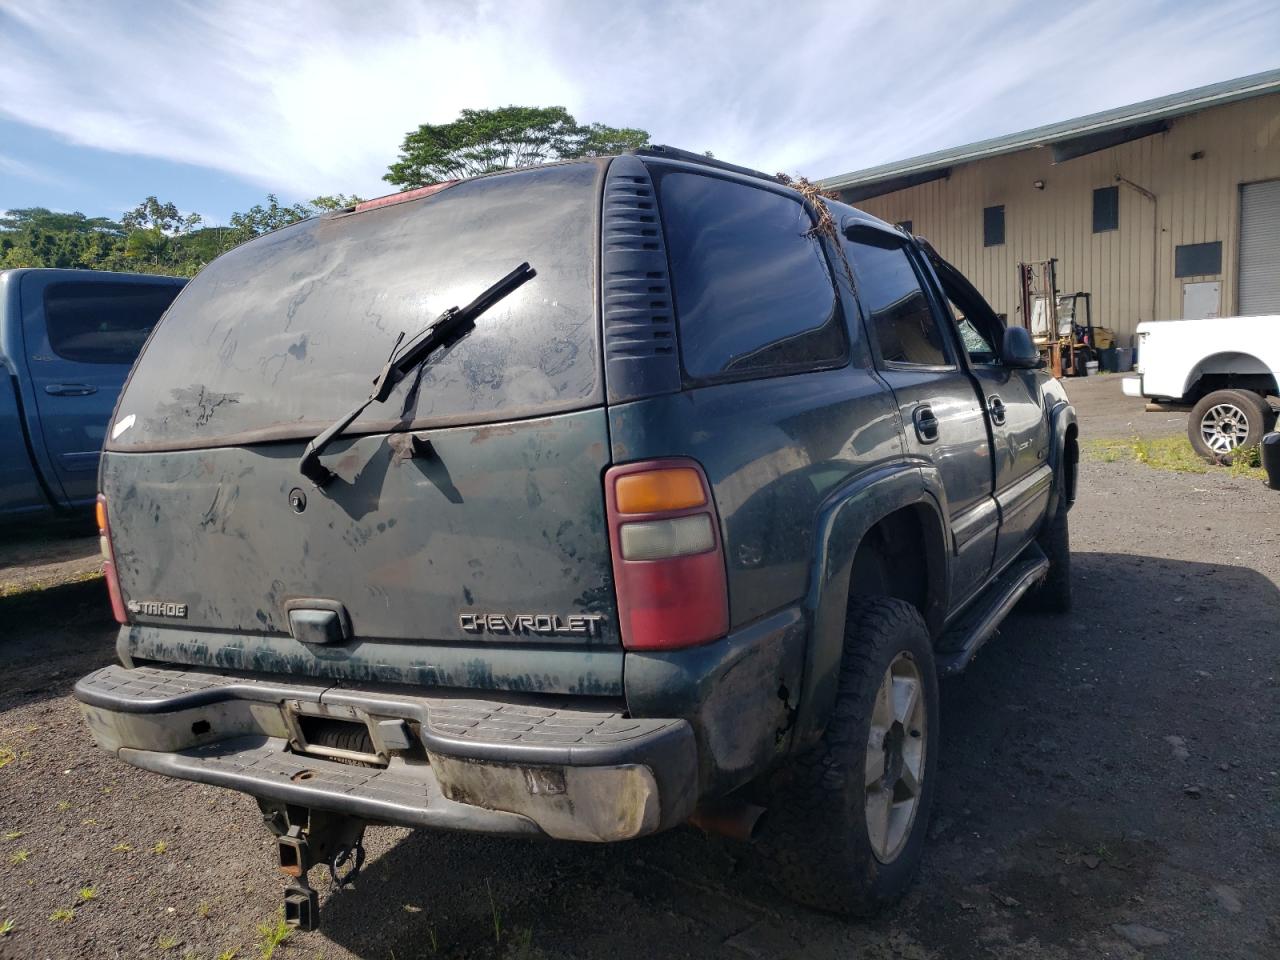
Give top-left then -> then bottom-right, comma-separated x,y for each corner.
935,545 -> 1050,676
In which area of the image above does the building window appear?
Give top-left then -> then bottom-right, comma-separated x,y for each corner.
895,220 -> 913,234
1093,186 -> 1119,233
983,206 -> 1004,247
1175,241 -> 1222,277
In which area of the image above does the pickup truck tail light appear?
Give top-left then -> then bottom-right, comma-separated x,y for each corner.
605,460 -> 729,650
96,495 -> 128,624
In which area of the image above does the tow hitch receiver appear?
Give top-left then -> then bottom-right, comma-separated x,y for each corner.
261,802 -> 366,931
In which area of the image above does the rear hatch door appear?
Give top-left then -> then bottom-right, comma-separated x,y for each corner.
102,162 -> 620,695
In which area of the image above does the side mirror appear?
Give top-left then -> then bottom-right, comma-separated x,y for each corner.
1002,326 -> 1042,369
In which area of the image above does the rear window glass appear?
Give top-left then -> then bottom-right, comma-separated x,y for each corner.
44,282 -> 180,365
656,172 -> 844,381
111,163 -> 601,449
847,239 -> 952,367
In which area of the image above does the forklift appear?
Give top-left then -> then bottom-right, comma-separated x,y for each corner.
1017,259 -> 1112,377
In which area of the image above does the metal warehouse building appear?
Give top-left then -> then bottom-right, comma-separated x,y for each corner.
821,70 -> 1280,344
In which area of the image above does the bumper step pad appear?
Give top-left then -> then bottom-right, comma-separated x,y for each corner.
119,735 -> 540,835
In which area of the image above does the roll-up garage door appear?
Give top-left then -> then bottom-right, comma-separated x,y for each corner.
1239,180 -> 1280,315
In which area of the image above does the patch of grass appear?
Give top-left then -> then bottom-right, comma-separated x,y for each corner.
486,877 -> 502,945
0,747 -> 16,769
111,842 -> 132,853
1083,434 -> 1268,480
55,800 -> 71,812
256,913 -> 292,960
1226,441 -> 1268,479
77,887 -> 97,902
216,950 -> 238,960
10,850 -> 29,865
157,935 -> 180,951
81,818 -> 98,826
3,831 -> 21,841
0,918 -> 14,936
0,568 -> 103,599
197,902 -> 212,919
49,908 -> 74,923
152,840 -> 168,854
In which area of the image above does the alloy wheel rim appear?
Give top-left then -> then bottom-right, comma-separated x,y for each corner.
1200,403 -> 1250,453
865,652 -> 927,863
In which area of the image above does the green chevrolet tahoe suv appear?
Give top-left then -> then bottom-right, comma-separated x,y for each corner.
76,147 -> 1077,928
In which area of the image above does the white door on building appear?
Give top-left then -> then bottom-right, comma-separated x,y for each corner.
1182,281 -> 1220,320
1239,179 -> 1280,315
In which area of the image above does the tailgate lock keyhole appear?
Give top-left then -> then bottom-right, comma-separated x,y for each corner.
288,488 -> 308,513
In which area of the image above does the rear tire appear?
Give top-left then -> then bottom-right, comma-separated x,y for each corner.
755,598 -> 938,915
1189,389 -> 1274,463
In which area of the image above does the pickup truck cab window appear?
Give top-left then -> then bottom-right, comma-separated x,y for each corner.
656,171 -> 846,382
44,281 -> 179,364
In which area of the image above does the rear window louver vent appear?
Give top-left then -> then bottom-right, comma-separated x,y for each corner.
601,156 -> 681,402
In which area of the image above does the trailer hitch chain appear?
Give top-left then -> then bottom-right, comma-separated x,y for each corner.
328,839 -> 366,889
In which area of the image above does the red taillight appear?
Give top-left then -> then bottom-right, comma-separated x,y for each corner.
605,459 -> 729,650
96,495 -> 128,625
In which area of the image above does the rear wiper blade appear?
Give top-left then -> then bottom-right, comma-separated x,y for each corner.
298,261 -> 536,487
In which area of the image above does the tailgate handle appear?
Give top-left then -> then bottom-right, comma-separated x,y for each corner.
285,599 -> 353,645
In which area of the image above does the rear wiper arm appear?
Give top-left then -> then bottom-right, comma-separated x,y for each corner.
298,261 -> 536,487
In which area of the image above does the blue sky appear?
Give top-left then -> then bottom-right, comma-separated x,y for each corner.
2,0 -> 1279,226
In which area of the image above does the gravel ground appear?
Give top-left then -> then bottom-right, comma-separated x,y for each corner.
1,377 -> 1277,960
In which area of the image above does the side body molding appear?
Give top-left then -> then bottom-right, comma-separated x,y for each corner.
791,461 -> 951,751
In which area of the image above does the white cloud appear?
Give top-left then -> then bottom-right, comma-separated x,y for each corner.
0,0 -> 1277,198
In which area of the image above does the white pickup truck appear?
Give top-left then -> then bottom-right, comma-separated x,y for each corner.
1123,315 -> 1279,461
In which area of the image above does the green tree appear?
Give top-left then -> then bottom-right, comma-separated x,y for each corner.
119,197 -> 204,271
122,196 -> 202,235
384,105 -> 650,189
0,208 -> 127,270
227,193 -> 365,241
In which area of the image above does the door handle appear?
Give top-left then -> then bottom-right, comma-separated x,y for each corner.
44,383 -> 98,396
987,395 -> 1007,425
913,404 -> 939,444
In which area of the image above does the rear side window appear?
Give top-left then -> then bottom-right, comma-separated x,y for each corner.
847,238 -> 952,367
43,282 -> 180,365
656,172 -> 844,381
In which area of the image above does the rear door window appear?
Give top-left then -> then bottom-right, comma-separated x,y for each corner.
655,171 -> 845,382
846,236 -> 953,367
43,282 -> 180,365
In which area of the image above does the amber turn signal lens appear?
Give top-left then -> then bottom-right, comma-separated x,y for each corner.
614,468 -> 706,514
95,499 -> 107,534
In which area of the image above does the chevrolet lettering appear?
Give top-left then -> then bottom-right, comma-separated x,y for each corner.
459,612 -> 606,637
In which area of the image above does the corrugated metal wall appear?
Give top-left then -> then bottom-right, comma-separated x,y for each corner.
854,92 -> 1280,342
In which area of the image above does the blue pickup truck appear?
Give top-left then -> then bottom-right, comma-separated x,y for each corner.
0,269 -> 185,521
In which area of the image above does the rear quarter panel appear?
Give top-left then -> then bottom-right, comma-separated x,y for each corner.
607,365 -> 902,630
